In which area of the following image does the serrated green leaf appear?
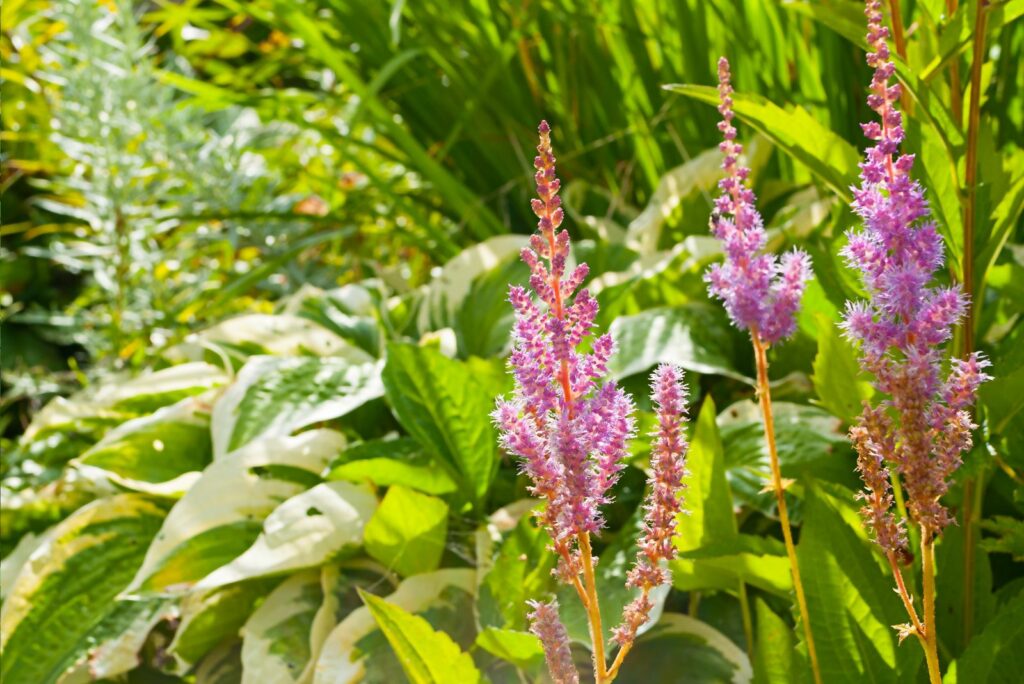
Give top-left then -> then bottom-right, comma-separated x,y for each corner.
327,438 -> 456,496
943,592 -> 1024,683
0,494 -> 168,684
811,313 -> 873,423
365,485 -> 448,577
358,589 -> 482,684
797,483 -> 922,683
381,343 -> 498,509
664,84 -> 859,200
754,598 -> 794,684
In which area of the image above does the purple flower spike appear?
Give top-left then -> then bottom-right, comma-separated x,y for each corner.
614,364 -> 690,647
528,599 -> 579,684
493,121 -> 637,547
843,0 -> 992,544
705,57 -> 813,345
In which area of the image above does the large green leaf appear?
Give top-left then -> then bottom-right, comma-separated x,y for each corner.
0,494 -> 168,684
664,84 -> 860,200
943,592 -> 1024,683
811,313 -> 874,423
194,481 -> 377,591
364,485 -> 448,578
359,590 -> 482,684
213,355 -> 384,456
797,483 -> 922,683
473,627 -> 544,671
74,392 -> 214,496
381,343 -> 498,508
608,304 -> 747,382
127,430 -> 342,594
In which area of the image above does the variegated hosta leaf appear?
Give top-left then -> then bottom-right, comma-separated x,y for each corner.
194,481 -> 377,591
166,313 -> 367,363
415,234 -> 528,333
239,569 -> 326,684
73,391 -> 215,497
313,569 -> 476,684
0,494 -> 169,684
239,565 -> 369,684
126,430 -> 344,594
168,578 -> 280,673
211,356 -> 384,458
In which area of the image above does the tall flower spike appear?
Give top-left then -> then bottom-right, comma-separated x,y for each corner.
705,57 -> 813,345
613,364 -> 689,649
495,122 -> 689,683
842,0 -> 992,543
528,599 -> 579,684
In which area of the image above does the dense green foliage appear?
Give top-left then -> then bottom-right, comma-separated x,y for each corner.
1,0 -> 1023,682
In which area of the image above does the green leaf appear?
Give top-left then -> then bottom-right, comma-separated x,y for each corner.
382,342 -> 498,509
943,592 -> 1024,683
365,485 -> 448,577
670,397 -> 742,591
664,84 -> 860,200
935,520 -> 995,658
358,590 -> 483,684
797,483 -> 922,683
478,514 -> 556,631
678,535 -> 792,597
980,516 -> 1024,561
327,438 -> 457,496
754,598 -> 794,684
615,613 -> 752,683
75,393 -> 213,496
314,569 -> 476,683
718,400 -> 856,513
474,627 -> 544,670
214,355 -> 384,456
127,430 -> 342,594
0,494 -> 168,684
194,481 -> 377,591
608,304 -> 748,382
811,313 -> 874,423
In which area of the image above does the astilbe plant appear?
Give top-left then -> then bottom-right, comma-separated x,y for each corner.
841,3 -> 991,682
493,122 -> 690,684
704,57 -> 821,684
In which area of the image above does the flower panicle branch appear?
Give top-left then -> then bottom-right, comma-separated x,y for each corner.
704,56 -> 812,346
494,122 -> 689,684
528,599 -> 579,684
841,2 -> 992,681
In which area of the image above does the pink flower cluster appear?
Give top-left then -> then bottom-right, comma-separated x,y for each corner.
842,0 -> 991,545
494,122 -> 690,677
705,57 -> 812,345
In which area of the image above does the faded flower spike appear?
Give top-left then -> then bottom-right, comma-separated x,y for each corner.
841,3 -> 992,682
494,122 -> 690,684
527,599 -> 579,684
705,57 -> 812,345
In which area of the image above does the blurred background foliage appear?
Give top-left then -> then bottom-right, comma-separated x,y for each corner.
0,0 -> 1022,681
